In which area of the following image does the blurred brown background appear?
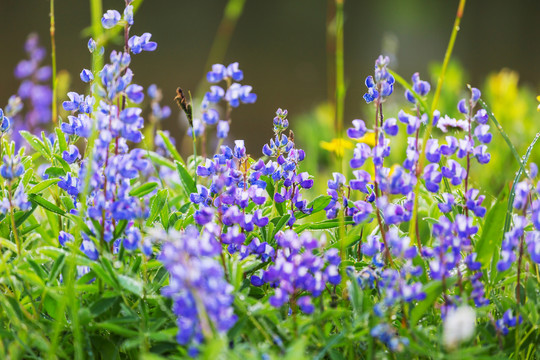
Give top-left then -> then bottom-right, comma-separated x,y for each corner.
0,0 -> 539,153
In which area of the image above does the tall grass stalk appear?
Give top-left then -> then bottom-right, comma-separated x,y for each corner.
409,0 -> 466,248
49,0 -> 58,125
195,0 -> 247,100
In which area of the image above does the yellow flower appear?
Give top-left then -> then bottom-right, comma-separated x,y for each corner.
320,132 -> 378,157
320,138 -> 354,157
354,132 -> 376,147
537,95 -> 540,112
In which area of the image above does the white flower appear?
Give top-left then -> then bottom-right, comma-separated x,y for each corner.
443,306 -> 476,349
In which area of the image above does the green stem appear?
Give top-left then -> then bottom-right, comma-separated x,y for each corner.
409,0 -> 466,247
335,0 -> 348,282
195,0 -> 247,100
50,0 -> 57,125
7,183 -> 21,256
335,0 -> 345,142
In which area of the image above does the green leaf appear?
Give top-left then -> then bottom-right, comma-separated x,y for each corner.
27,259 -> 47,280
146,189 -> 168,226
175,161 -> 196,196
296,195 -> 331,220
53,154 -> 72,173
157,130 -> 185,165
117,274 -> 143,297
146,151 -> 176,170
29,194 -> 65,215
113,219 -> 128,240
55,127 -> 68,153
27,178 -> 60,194
48,253 -> 66,284
129,182 -> 158,197
44,166 -> 67,178
327,224 -> 363,250
94,321 -> 138,337
295,217 -> 354,233
20,130 -> 51,159
89,296 -> 119,317
411,277 -> 457,325
15,203 -> 37,227
271,214 -> 291,240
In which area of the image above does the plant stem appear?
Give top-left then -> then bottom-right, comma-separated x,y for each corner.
409,0 -> 466,248
335,0 -> 345,143
50,0 -> 58,125
7,183 -> 21,256
195,0 -> 247,100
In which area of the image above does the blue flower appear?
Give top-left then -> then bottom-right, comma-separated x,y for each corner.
216,120 -> 229,139
88,38 -> 96,53
62,145 -> 80,164
226,62 -> 244,81
425,139 -> 441,163
124,5 -> 134,25
80,69 -> 94,83
423,164 -> 442,193
0,155 -> 24,180
128,33 -> 157,54
347,119 -> 367,139
125,84 -> 144,104
206,64 -> 227,83
101,10 -> 121,29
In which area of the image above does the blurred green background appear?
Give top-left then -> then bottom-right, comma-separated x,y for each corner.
0,0 -> 539,196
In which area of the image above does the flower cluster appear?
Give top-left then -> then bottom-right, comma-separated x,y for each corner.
262,109 -> 313,226
10,33 -> 52,141
56,2 -> 157,259
0,154 -> 31,214
251,230 -> 341,314
333,56 -> 496,350
191,62 -> 257,141
158,226 -> 236,356
497,164 -> 540,272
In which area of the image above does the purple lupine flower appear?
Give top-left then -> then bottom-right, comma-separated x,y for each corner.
405,72 -> 431,104
438,193 -> 454,213
474,124 -> 492,144
58,231 -> 75,247
0,155 -> 24,180
362,235 -> 382,257
102,10 -> 121,29
474,109 -> 488,124
226,62 -> 244,81
474,145 -> 490,164
423,164 -> 442,193
425,139 -> 441,163
62,145 -> 81,164
80,69 -> 94,83
363,55 -> 394,103
441,159 -> 466,186
225,83 -> 257,107
159,226 -> 236,349
440,136 -> 458,156
465,188 -> 486,217
216,120 -> 229,139
127,33 -> 157,54
397,110 -> 420,135
457,99 -> 468,115
383,118 -> 399,136
125,84 -> 144,103
347,119 -> 367,139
